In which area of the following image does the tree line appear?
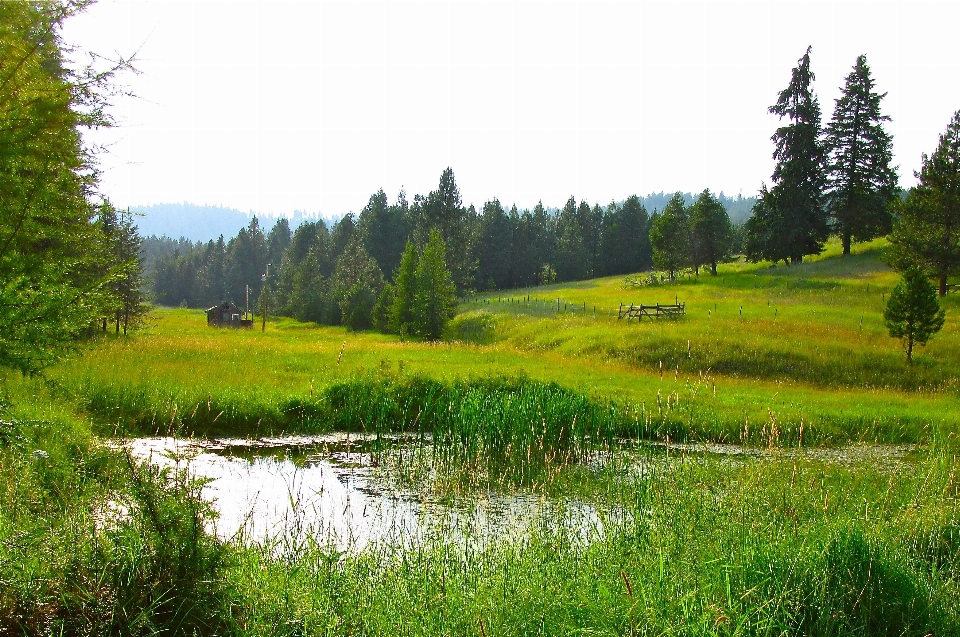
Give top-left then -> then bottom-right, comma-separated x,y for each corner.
147,168 -> 748,333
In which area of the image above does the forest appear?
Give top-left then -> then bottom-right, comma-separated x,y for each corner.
146,181 -> 758,332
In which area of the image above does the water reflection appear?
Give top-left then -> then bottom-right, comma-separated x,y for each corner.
127,436 -> 614,553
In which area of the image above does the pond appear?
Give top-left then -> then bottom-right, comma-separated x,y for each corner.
127,435 -> 918,554
127,435 -> 620,553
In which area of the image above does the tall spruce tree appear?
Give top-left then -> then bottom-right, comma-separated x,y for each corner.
887,111 -> 960,296
389,241 -> 419,337
650,193 -> 692,279
750,46 -> 828,264
689,189 -> 733,275
412,230 -> 457,340
825,55 -> 899,254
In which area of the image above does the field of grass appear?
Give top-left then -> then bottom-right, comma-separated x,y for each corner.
48,238 -> 960,446
3,238 -> 960,634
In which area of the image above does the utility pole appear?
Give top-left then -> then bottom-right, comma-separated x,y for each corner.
261,263 -> 271,332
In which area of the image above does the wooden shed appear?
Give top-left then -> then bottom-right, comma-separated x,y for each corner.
206,302 -> 253,328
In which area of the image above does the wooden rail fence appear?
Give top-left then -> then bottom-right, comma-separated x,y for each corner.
617,302 -> 685,321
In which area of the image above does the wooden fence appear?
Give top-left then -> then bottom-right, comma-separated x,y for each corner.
617,302 -> 686,321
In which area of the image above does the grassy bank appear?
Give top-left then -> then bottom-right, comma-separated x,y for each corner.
3,374 -> 958,634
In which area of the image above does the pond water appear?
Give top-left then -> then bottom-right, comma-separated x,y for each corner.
127,435 -> 918,553
127,435 -> 616,553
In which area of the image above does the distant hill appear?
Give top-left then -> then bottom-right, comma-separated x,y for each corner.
130,203 -> 253,242
638,192 -> 756,225
129,203 -> 327,242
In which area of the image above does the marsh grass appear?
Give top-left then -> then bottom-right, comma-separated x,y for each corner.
223,439 -> 959,636
0,376 -> 234,635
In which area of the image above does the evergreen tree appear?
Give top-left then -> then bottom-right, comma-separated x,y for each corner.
224,217 -> 267,304
621,195 -> 652,273
649,193 -> 692,279
744,185 -> 791,265
266,217 -> 292,267
111,207 -> 149,334
750,46 -> 828,264
358,188 -> 409,277
825,55 -> 899,254
0,2 -> 129,372
883,267 -> 945,363
412,230 -> 457,340
887,111 -> 960,296
424,167 -> 474,292
690,189 -> 733,275
331,236 -> 384,331
389,241 -> 419,337
475,198 -> 513,290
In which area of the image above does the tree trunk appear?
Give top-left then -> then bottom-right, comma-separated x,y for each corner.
711,261 -> 718,276
906,335 -> 914,364
940,273 -> 948,297
842,232 -> 851,255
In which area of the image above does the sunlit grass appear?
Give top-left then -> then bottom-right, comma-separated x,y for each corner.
50,238 -> 960,445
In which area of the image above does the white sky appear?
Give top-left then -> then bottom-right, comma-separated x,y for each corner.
63,1 -> 960,217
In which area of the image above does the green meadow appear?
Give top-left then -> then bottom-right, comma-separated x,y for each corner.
51,238 -> 960,446
4,239 -> 960,634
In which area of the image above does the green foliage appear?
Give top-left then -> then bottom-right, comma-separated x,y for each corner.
332,236 -> 384,331
887,110 -> 960,296
825,55 -> 898,254
884,267 -> 945,362
747,46 -> 829,265
0,378 -> 233,634
98,201 -> 150,334
0,1 -> 128,373
389,240 -> 419,335
689,189 -> 733,275
649,193 -> 692,278
412,229 -> 457,340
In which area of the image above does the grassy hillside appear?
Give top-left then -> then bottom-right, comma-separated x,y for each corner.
48,238 -> 960,445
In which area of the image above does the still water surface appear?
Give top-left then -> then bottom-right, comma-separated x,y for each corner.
127,435 -> 614,552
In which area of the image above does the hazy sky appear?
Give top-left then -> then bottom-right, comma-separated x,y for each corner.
63,1 -> 959,217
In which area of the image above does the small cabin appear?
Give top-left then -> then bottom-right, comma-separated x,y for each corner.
206,302 -> 253,328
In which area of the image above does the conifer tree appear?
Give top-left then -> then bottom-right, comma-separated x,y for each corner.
331,236 -> 384,330
748,46 -> 828,264
825,55 -> 899,254
887,110 -> 960,296
412,230 -> 457,340
690,189 -> 733,275
389,241 -> 419,337
650,193 -> 692,279
883,267 -> 945,363
0,2 -> 129,372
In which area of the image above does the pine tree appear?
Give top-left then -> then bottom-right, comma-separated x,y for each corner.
650,193 -> 692,279
883,267 -> 945,363
754,46 -> 828,264
886,110 -> 960,296
0,2 -> 129,372
690,189 -> 733,275
331,236 -> 384,330
412,230 -> 457,340
825,55 -> 899,254
389,241 -> 419,337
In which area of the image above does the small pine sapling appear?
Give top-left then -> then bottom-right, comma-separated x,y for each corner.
883,268 -> 946,363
